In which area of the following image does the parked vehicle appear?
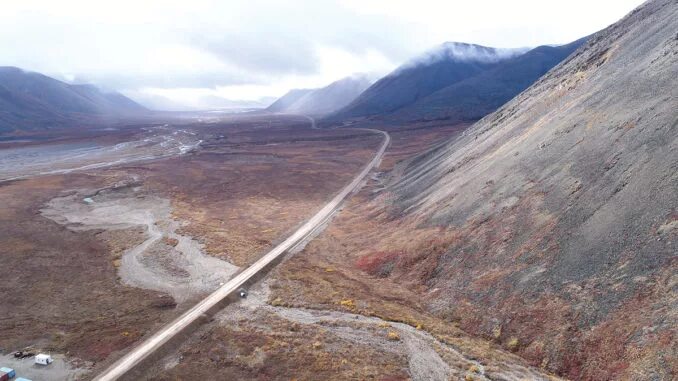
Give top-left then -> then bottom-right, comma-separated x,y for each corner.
0,368 -> 13,378
12,352 -> 33,359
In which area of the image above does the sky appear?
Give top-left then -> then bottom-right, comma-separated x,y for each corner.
1,0 -> 646,110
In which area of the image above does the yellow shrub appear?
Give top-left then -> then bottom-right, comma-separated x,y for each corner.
339,299 -> 356,310
492,325 -> 502,339
271,297 -> 284,306
507,337 -> 520,351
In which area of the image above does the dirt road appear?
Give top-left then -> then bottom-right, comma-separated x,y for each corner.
94,120 -> 390,380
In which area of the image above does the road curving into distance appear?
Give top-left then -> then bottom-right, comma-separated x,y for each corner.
94,117 -> 390,380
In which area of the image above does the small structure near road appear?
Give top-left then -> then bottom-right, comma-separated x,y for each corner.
2,352 -> 86,380
34,354 -> 52,366
238,288 -> 247,298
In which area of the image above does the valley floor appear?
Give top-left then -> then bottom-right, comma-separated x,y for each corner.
0,114 -> 378,377
0,115 -> 561,380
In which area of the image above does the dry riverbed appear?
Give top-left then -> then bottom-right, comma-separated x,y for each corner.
0,127 -> 201,182
40,178 -> 239,304
148,278 -> 555,381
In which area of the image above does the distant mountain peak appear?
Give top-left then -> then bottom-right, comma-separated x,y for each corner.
0,66 -> 23,73
266,75 -> 372,115
325,38 -> 583,122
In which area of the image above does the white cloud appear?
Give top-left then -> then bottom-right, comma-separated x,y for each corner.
0,0 -> 645,108
340,0 -> 645,47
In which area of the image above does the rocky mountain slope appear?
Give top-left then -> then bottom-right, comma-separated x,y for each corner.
267,75 -> 371,116
326,40 -> 584,124
366,0 -> 676,379
0,67 -> 146,133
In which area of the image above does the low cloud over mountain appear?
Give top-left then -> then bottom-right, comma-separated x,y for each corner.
326,39 -> 586,124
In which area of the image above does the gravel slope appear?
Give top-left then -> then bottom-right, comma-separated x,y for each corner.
384,0 -> 677,379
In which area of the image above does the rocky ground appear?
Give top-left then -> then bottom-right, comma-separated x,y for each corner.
128,121 -> 560,380
0,124 -> 201,182
0,114 -> 386,378
0,353 -> 88,381
147,279 -> 555,381
328,1 -> 677,379
40,181 -> 239,303
0,172 -> 178,370
129,2 -> 677,380
2,4 -> 674,376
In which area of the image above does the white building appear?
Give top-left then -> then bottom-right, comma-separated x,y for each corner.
35,354 -> 53,365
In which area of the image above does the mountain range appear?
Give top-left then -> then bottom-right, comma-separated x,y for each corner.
326,39 -> 586,124
0,66 -> 146,134
266,88 -> 315,113
266,75 -> 372,116
377,0 -> 677,378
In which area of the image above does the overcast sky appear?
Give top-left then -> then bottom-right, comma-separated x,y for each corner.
1,0 -> 645,109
